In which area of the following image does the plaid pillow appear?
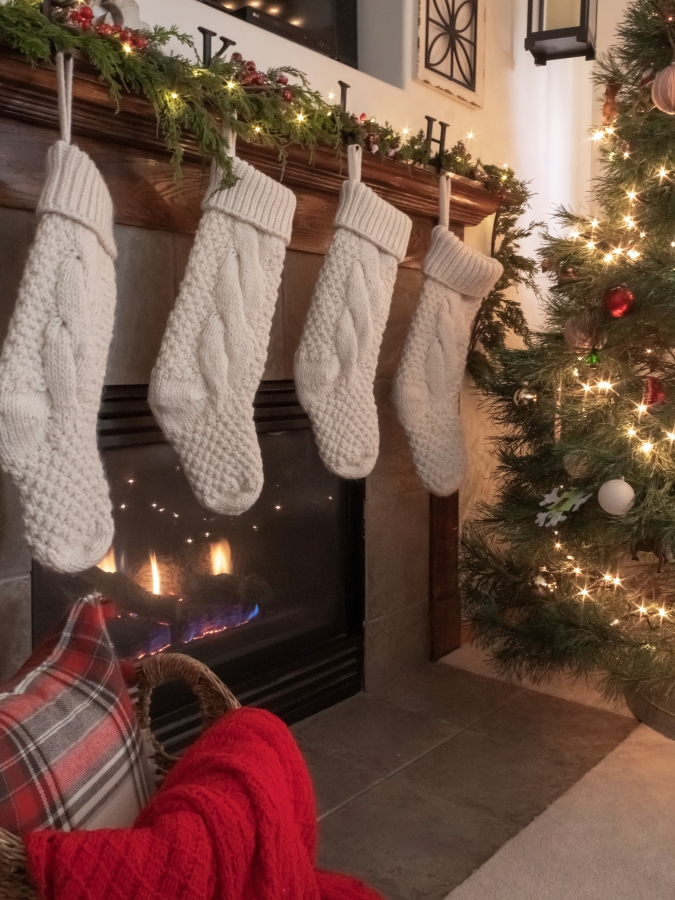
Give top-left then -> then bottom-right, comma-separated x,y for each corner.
0,594 -> 153,835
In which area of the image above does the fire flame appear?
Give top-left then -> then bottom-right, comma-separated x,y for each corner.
98,547 -> 117,573
149,551 -> 161,595
210,540 -> 232,576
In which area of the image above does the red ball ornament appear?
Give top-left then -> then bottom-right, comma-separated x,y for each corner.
281,89 -> 293,102
603,285 -> 635,318
96,22 -> 114,35
276,74 -> 289,85
644,376 -> 667,407
119,28 -> 133,42
231,52 -> 243,62
79,5 -> 94,20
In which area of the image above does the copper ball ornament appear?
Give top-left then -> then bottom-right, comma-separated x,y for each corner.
603,285 -> 635,318
563,451 -> 592,479
652,62 -> 675,115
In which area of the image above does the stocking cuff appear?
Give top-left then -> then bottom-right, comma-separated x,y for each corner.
204,157 -> 296,244
335,181 -> 412,262
425,226 -> 503,298
37,141 -> 116,259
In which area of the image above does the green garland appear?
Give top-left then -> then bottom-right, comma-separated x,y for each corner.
0,0 -> 537,359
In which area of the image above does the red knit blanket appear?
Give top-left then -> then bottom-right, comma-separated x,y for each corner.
26,708 -> 383,900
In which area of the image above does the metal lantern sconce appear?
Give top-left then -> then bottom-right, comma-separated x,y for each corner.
525,0 -> 598,66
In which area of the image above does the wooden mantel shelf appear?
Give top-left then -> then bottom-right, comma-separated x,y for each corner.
0,50 -> 501,267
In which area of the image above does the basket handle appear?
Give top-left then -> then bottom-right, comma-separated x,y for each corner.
134,653 -> 241,773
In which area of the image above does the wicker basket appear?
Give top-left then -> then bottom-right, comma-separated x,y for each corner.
0,653 -> 241,900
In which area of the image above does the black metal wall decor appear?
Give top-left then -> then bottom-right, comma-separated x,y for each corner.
196,0 -> 358,69
525,0 -> 597,66
424,0 -> 478,92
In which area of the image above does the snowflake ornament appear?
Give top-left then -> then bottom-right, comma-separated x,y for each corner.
536,487 -> 592,528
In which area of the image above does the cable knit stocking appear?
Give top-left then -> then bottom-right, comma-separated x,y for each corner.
295,145 -> 412,479
149,150 -> 296,515
394,174 -> 503,496
0,55 -> 117,573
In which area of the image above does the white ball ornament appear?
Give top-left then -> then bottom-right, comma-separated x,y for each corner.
598,479 -> 636,516
652,62 -> 675,115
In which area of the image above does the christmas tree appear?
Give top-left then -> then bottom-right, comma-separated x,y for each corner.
462,0 -> 675,710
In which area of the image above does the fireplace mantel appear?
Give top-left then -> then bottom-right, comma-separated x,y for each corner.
0,49 -> 501,268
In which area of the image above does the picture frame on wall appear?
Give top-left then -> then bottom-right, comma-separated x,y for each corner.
416,0 -> 486,110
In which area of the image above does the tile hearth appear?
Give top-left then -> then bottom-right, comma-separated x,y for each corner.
293,663 -> 636,900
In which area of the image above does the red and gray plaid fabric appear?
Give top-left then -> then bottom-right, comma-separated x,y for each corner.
0,594 -> 153,835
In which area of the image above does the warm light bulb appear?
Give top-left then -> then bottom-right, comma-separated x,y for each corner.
402,127 -> 410,136
627,427 -> 636,436
639,606 -> 647,614
586,241 -> 596,249
554,542 -> 562,550
598,381 -> 612,391
592,131 -> 604,143
227,81 -> 235,90
296,112 -> 305,122
668,432 -> 675,441
591,219 -> 599,228
254,125 -> 261,132
640,232 -> 646,238
579,589 -> 590,598
627,190 -> 637,201
573,567 -> 581,575
570,230 -> 580,240
604,574 -> 613,582
467,131 -> 474,140
659,608 -> 667,618
614,578 -> 621,586
638,404 -> 647,414
659,167 -> 668,179
170,91 -> 178,99
624,215 -> 635,228
627,249 -> 640,260
582,384 -> 592,392
604,254 -> 613,263
641,442 -> 653,454
328,92 -> 335,101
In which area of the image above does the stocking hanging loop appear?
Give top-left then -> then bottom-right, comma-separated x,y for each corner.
439,172 -> 451,230
348,144 -> 362,183
56,52 -> 74,145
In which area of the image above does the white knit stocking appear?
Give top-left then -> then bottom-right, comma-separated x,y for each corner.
394,174 -> 503,496
295,145 -> 412,479
149,148 -> 296,515
0,55 -> 118,573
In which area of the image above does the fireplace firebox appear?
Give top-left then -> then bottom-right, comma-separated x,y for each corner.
32,382 -> 365,751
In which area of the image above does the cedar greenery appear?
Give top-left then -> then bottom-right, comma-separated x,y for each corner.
0,0 -> 536,360
462,0 -> 675,706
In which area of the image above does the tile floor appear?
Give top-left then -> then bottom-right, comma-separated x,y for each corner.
291,663 -> 636,900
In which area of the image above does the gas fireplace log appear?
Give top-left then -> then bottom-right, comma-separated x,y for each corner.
82,567 -> 182,625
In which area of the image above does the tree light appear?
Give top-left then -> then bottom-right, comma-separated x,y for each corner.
604,574 -> 613,582
641,442 -> 653,454
573,567 -> 581,574
627,249 -> 640,260
598,380 -> 612,391
668,432 -> 675,441
659,167 -> 668,179
659,608 -> 667,618
586,241 -> 596,249
227,81 -> 236,90
591,219 -> 599,228
579,588 -> 590,598
614,577 -> 621,586
628,426 -> 636,436
296,113 -> 305,122
627,190 -> 637,201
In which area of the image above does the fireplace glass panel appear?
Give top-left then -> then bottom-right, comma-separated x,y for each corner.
32,384 -> 364,731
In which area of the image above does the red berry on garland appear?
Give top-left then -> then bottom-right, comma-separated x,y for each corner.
67,9 -> 82,22
245,60 -> 257,71
80,20 -> 92,30
603,285 -> 635,318
253,74 -> 266,86
276,74 -> 289,85
96,22 -> 114,35
111,24 -> 122,33
132,34 -> 149,49
281,89 -> 293,102
231,51 -> 243,61
359,113 -> 367,122
119,28 -> 133,42
79,5 -> 94,20
644,376 -> 667,407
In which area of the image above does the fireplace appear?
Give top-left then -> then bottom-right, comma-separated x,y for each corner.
32,381 -> 365,751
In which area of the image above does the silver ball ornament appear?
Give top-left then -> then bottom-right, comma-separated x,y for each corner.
532,569 -> 556,597
514,387 -> 537,408
563,314 -> 607,351
598,479 -> 636,516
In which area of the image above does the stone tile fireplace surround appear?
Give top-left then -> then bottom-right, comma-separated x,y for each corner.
0,50 -> 500,703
